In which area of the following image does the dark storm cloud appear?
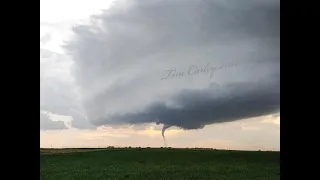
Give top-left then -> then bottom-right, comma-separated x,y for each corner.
70,111 -> 96,129
64,0 -> 280,129
92,78 -> 279,129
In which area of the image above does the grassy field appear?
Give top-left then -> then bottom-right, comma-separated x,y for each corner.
40,148 -> 280,180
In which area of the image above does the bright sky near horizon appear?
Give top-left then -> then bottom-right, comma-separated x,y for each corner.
40,0 -> 280,150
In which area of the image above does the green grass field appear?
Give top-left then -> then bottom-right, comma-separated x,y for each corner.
40,148 -> 280,180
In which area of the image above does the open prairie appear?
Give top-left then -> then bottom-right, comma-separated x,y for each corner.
40,148 -> 280,180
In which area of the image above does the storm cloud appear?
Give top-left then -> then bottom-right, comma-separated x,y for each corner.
92,78 -> 279,129
40,112 -> 67,130
40,56 -> 94,130
62,0 -> 279,130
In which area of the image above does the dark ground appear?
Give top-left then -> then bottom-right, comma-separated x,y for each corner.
40,148 -> 280,180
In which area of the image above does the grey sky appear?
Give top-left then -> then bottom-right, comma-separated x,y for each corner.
40,0 -> 279,136
40,112 -> 67,130
60,0 -> 280,130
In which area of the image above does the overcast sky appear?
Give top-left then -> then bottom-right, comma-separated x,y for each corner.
40,0 -> 280,150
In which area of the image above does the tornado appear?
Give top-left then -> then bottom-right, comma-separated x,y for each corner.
162,124 -> 172,147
